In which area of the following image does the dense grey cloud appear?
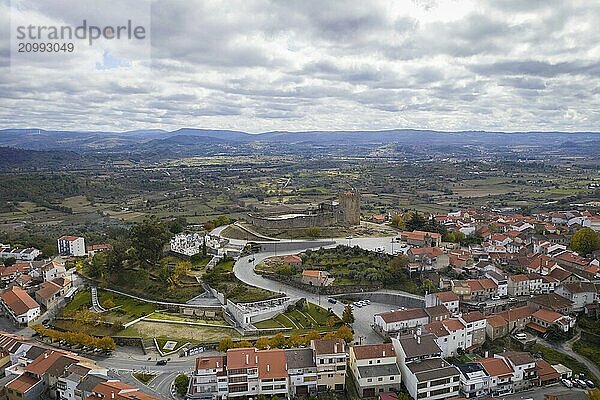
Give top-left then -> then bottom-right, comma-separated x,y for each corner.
0,0 -> 598,132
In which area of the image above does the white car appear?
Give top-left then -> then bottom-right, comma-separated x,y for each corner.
353,301 -> 363,308
364,299 -> 371,305
491,295 -> 500,301
514,333 -> 527,340
562,378 -> 573,388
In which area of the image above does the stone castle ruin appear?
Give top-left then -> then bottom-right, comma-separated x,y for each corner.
247,192 -> 360,230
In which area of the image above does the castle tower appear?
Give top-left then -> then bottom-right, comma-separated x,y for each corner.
339,192 -> 360,226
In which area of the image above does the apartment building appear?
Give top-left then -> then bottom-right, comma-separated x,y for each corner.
477,357 -> 513,396
392,331 -> 460,400
285,348 -> 317,397
349,343 -> 401,397
495,352 -> 537,392
425,291 -> 460,314
373,308 -> 429,337
57,236 -> 86,257
312,338 -> 347,392
457,363 -> 489,398
187,355 -> 227,399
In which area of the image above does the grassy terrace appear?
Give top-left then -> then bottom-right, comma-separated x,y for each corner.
147,312 -> 229,326
119,321 -> 241,343
253,302 -> 341,332
202,259 -> 281,303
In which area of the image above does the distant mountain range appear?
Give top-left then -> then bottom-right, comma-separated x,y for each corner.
1,128 -> 598,152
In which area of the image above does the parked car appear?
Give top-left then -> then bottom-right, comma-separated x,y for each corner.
514,333 -> 527,340
562,378 -> 573,388
364,299 -> 371,305
353,301 -> 362,307
248,258 -> 255,262
327,297 -> 337,304
577,379 -> 588,388
586,380 -> 595,388
491,295 -> 500,301
156,360 -> 167,366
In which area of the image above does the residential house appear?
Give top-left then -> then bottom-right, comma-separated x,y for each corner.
0,286 -> 40,326
187,355 -> 226,400
425,292 -> 460,314
226,348 -> 259,398
555,282 -> 599,312
424,318 -> 466,358
529,309 -> 575,335
57,236 -> 86,257
535,359 -> 560,386
5,373 -> 44,400
508,275 -> 530,297
485,306 -> 533,340
485,271 -> 508,297
300,270 -> 331,287
312,339 -> 347,392
283,255 -> 302,265
373,308 -> 429,337
87,380 -> 159,400
392,331 -> 460,400
257,349 -> 289,399
476,357 -> 513,396
528,293 -> 574,315
460,311 -> 487,350
401,231 -> 442,247
285,348 -> 317,397
34,281 -> 63,310
495,352 -> 537,392
457,363 -> 490,399
549,268 -> 579,285
349,343 -> 401,397
540,275 -> 559,294
424,305 -> 451,322
527,273 -> 543,294
56,362 -> 108,400
408,247 -> 449,270
86,244 -> 113,257
0,247 -> 41,262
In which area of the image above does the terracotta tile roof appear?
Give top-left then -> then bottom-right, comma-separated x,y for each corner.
301,269 -> 323,277
532,309 -> 562,324
486,314 -> 508,328
195,355 -> 225,370
536,359 -> 560,382
435,291 -> 459,302
59,235 -> 81,242
352,343 -> 395,360
284,255 -> 302,264
35,281 -> 62,301
496,306 -> 533,322
5,374 -> 40,393
561,282 -> 597,294
510,274 -> 529,283
87,380 -> 159,400
312,338 -> 345,355
226,348 -> 258,369
479,278 -> 497,290
461,311 -> 485,323
498,351 -> 535,366
425,305 -> 450,319
424,321 -> 449,337
529,293 -> 573,311
377,308 -> 428,324
257,349 -> 288,379
25,350 -> 75,375
442,318 -> 465,332
410,247 -> 443,257
550,268 -> 572,282
0,286 -> 39,315
477,357 -> 513,378
402,230 -> 442,240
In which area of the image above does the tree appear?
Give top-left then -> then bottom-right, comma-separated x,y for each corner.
306,227 -> 321,238
255,337 -> 270,349
271,396 -> 280,400
342,304 -> 355,324
3,257 -> 16,267
336,325 -> 353,343
167,216 -> 187,234
588,389 -> 600,400
217,337 -> 234,352
570,227 -> 600,256
288,333 -> 304,347
174,374 -> 189,397
269,332 -> 287,349
129,217 -> 171,267
405,212 -> 427,231
235,340 -> 253,348
304,330 -> 321,345
85,252 -> 107,279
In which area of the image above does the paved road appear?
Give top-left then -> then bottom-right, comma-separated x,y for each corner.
497,382 -> 588,400
232,238 -> 423,344
538,334 -> 600,382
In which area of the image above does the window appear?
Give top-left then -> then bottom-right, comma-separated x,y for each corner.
390,376 -> 394,380
378,378 -> 383,382
367,378 -> 372,382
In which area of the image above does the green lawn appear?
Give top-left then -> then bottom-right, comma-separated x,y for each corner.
98,290 -> 156,322
132,372 -> 156,385
119,320 -> 241,343
254,303 -> 340,332
62,290 -> 92,314
147,312 -> 229,326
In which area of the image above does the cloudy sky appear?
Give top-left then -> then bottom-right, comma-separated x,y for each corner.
1,0 -> 599,132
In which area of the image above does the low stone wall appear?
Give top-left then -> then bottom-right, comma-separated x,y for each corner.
335,292 -> 424,308
259,272 -> 381,295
